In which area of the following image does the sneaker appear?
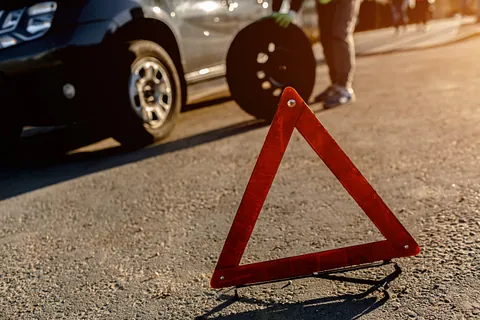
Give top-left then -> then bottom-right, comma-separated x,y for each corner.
323,86 -> 355,109
313,85 -> 336,103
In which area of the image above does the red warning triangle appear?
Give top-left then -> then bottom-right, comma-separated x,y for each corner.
210,87 -> 420,289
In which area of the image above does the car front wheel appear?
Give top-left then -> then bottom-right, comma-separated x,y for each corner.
0,79 -> 23,158
103,40 -> 182,150
0,122 -> 22,158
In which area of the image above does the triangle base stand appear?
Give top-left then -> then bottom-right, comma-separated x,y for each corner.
210,87 -> 421,290
231,260 -> 400,300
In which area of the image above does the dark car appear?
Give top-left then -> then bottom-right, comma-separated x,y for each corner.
0,0 -> 273,152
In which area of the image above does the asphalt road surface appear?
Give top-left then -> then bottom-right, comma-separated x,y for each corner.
1,36 -> 480,320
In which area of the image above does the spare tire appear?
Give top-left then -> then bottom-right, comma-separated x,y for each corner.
226,18 -> 316,122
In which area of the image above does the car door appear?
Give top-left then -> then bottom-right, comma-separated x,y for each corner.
168,0 -> 238,75
227,0 -> 272,31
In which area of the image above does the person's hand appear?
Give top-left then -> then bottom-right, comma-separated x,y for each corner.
272,11 -> 297,28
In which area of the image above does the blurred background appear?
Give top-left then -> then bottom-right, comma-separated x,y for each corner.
294,0 -> 479,42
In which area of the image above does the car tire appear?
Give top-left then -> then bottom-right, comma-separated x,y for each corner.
0,122 -> 22,158
101,40 -> 182,150
0,78 -> 23,158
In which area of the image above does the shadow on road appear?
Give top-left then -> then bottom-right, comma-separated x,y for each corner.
198,263 -> 401,320
199,282 -> 391,320
0,107 -> 261,202
184,96 -> 233,112
0,96 -> 325,202
205,293 -> 386,320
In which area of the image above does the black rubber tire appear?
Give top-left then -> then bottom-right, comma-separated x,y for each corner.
0,122 -> 22,159
0,77 -> 23,158
226,18 -> 316,122
102,40 -> 182,150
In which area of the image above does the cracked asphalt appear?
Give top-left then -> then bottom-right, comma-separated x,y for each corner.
0,36 -> 480,319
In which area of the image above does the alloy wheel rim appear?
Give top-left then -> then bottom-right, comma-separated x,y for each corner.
128,57 -> 173,129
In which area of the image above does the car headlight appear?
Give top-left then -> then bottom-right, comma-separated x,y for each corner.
3,10 -> 23,30
0,35 -> 17,48
0,2 -> 57,50
27,2 -> 57,34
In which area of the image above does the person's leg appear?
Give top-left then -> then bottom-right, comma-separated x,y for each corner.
392,4 -> 400,29
414,2 -> 422,30
422,2 -> 430,29
314,3 -> 337,102
323,0 -> 360,108
477,0 -> 480,22
461,0 -> 467,16
401,0 -> 409,28
415,2 -> 425,30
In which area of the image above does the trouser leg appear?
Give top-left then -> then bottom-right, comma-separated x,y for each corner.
392,4 -> 399,28
422,3 -> 429,23
392,5 -> 399,27
317,4 -> 335,84
477,0 -> 480,20
330,0 -> 360,89
401,0 -> 409,25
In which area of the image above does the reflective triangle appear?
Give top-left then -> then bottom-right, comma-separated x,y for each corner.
211,87 -> 420,289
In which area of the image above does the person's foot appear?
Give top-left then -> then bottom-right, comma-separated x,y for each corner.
313,85 -> 336,103
323,86 -> 355,109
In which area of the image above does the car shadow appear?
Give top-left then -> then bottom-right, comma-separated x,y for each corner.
0,97 -> 325,202
184,96 -> 233,112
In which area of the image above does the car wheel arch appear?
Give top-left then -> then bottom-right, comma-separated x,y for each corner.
109,17 -> 187,106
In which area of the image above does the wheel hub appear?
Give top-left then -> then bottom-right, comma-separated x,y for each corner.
253,42 -> 296,98
129,58 -> 173,129
142,82 -> 158,103
262,47 -> 292,86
